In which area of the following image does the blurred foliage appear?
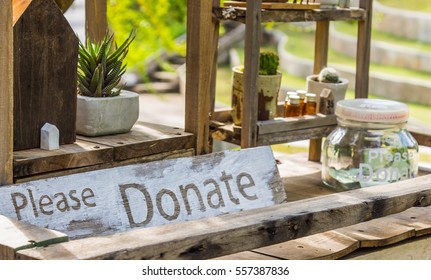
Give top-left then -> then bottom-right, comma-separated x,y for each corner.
107,0 -> 187,75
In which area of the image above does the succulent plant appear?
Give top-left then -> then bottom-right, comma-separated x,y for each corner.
318,67 -> 340,83
77,30 -> 136,97
259,50 -> 279,76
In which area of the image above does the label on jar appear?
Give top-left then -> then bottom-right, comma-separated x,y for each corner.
357,148 -> 416,184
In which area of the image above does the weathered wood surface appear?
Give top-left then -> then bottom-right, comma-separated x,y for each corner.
13,122 -> 195,181
211,121 -> 335,146
224,1 -> 320,10
216,205 -> 431,260
2,147 -> 285,240
16,174 -> 431,260
13,0 -> 78,150
241,0 -> 261,148
257,114 -> 336,135
85,0 -> 106,43
0,215 -> 68,260
355,0 -> 372,98
185,0 -> 219,155
0,0 -> 14,185
213,7 -> 367,23
78,122 -> 195,161
13,140 -> 113,178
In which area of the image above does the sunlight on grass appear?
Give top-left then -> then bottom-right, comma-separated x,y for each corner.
379,0 -> 431,12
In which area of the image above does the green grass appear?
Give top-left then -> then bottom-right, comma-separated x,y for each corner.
379,0 -> 431,12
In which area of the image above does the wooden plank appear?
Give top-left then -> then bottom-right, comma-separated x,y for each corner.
185,0 -> 219,155
335,219 -> 415,248
224,1 -> 320,10
407,122 -> 431,147
13,140 -> 113,178
213,7 -> 367,23
1,147 -> 285,240
257,114 -> 337,134
382,206 -> 431,237
0,0 -> 14,185
85,0 -> 107,43
13,0 -> 78,150
257,126 -> 335,145
253,230 -> 359,260
0,215 -> 68,260
15,148 -> 195,184
16,175 -> 431,260
241,0 -> 261,148
355,0 -> 372,98
344,234 -> 431,260
213,251 -> 279,260
78,122 -> 195,161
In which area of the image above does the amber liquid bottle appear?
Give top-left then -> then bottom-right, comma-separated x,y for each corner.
296,90 -> 306,116
284,95 -> 301,117
304,93 -> 317,115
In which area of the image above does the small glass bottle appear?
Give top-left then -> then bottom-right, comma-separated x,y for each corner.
304,93 -> 317,115
322,99 -> 419,191
296,90 -> 307,116
284,95 -> 301,117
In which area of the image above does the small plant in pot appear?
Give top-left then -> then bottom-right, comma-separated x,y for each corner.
76,30 -> 139,137
231,50 -> 282,126
306,66 -> 349,108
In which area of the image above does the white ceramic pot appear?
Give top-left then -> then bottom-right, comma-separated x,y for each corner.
316,0 -> 339,9
231,67 -> 282,126
306,75 -> 349,107
76,90 -> 139,136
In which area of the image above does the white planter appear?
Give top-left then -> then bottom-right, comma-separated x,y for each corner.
76,90 -> 139,136
306,75 -> 349,107
316,0 -> 339,9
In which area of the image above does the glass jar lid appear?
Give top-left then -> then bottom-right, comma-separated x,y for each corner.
335,99 -> 409,123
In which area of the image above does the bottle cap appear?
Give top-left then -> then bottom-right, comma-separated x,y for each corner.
335,99 -> 409,123
285,91 -> 298,101
296,90 -> 307,99
305,93 -> 316,102
289,95 -> 300,105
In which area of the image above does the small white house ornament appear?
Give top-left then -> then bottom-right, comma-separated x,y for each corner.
40,123 -> 60,150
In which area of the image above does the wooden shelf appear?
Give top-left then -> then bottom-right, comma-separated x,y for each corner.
214,7 -> 367,23
13,122 -> 195,182
211,113 -> 337,146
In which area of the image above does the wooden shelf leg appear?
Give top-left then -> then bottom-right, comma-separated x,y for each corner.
0,1 -> 14,185
355,0 -> 373,98
85,0 -> 107,44
308,20 -> 329,162
185,0 -> 220,155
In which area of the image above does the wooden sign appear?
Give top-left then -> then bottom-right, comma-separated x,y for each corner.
0,147 -> 286,239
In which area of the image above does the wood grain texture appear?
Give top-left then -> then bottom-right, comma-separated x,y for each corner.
13,0 -> 78,150
241,0 -> 261,148
185,0 -> 219,155
213,251 -> 279,260
78,122 -> 195,161
0,215 -> 68,260
213,7 -> 367,23
14,149 -> 195,184
16,175 -> 431,260
224,1 -> 320,10
13,140 -> 113,178
0,0 -> 14,185
85,0 -> 107,43
355,0 -> 372,98
253,230 -> 359,260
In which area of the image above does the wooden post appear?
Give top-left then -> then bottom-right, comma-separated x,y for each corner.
0,1 -> 14,185
185,0 -> 219,155
355,0 -> 373,98
241,0 -> 262,148
85,0 -> 107,43
308,21 -> 330,162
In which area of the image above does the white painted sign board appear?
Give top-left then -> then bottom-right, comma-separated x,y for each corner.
0,147 -> 286,239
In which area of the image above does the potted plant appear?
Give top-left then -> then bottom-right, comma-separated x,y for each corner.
306,66 -> 349,107
76,30 -> 139,136
231,50 -> 282,125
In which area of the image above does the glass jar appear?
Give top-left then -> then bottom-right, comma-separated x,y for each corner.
322,99 -> 419,191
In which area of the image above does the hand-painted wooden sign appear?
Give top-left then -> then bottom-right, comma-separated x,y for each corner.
0,147 -> 286,239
